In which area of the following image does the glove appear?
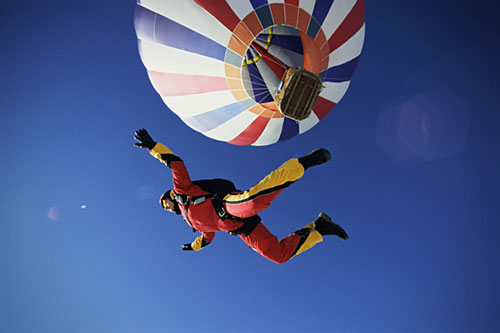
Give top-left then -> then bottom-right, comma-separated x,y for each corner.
181,243 -> 193,251
134,128 -> 156,150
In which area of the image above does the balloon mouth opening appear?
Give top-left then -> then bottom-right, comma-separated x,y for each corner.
240,25 -> 321,113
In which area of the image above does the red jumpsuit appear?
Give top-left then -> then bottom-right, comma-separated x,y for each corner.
151,143 -> 323,264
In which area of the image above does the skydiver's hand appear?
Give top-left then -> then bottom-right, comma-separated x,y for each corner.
181,244 -> 193,251
134,128 -> 157,150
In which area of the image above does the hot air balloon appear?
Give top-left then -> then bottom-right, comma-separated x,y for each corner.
134,0 -> 365,145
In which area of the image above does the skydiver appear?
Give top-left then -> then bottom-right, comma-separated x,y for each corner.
134,128 -> 348,264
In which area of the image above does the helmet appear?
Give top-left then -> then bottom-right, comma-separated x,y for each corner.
159,189 -> 181,214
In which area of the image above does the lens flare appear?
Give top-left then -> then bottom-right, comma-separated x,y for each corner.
47,207 -> 60,221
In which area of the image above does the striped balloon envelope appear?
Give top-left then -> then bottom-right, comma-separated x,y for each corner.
135,0 -> 365,146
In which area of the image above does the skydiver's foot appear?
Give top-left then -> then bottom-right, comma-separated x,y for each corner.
314,212 -> 348,240
298,148 -> 331,170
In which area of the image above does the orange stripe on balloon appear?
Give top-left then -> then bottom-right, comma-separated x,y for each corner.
316,30 -> 329,72
320,57 -> 329,73
272,112 -> 284,119
285,4 -> 298,27
225,64 -> 241,78
248,104 -> 282,119
248,104 -> 264,116
242,11 -> 263,37
234,22 -> 254,45
319,44 -> 330,72
226,77 -> 243,90
231,89 -> 250,101
228,35 -> 247,56
314,29 -> 328,50
269,4 -> 285,25
300,31 -> 321,73
260,101 -> 279,113
297,9 -> 311,33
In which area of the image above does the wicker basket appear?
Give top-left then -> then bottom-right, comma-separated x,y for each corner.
275,67 -> 323,121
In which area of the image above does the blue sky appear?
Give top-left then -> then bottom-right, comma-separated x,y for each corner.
1,1 -> 499,332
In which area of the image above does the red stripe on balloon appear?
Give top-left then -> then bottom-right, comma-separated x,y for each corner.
252,42 -> 287,79
327,0 -> 365,52
194,0 -> 240,31
312,96 -> 336,120
148,71 -> 229,96
228,116 -> 270,145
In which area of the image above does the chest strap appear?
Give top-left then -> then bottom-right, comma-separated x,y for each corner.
173,193 -> 209,206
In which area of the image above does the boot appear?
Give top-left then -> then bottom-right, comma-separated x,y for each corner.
292,222 -> 323,257
298,148 -> 331,170
314,213 -> 349,240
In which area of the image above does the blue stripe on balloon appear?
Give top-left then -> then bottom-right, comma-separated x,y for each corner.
278,118 -> 299,142
320,56 -> 360,82
267,34 -> 303,54
247,63 -> 274,103
310,0 -> 335,25
306,17 -> 321,39
255,5 -> 274,28
135,5 -> 226,62
134,5 -> 155,38
307,0 -> 334,38
250,0 -> 269,10
254,90 -> 274,103
183,99 -> 254,132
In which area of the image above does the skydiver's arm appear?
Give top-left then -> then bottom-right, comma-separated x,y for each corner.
134,129 -> 201,196
149,142 -> 183,167
181,232 -> 215,251
150,144 -> 199,195
135,128 -> 182,167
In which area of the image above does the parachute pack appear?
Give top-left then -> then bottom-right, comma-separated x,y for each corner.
192,179 -> 238,198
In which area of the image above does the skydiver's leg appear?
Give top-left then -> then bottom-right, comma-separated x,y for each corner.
239,223 -> 302,264
223,158 -> 304,218
239,213 -> 347,264
222,149 -> 331,219
239,221 -> 324,264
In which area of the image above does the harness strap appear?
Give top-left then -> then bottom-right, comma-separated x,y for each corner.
211,193 -> 261,236
172,192 -> 204,232
173,193 -> 209,206
227,215 -> 261,236
173,191 -> 261,237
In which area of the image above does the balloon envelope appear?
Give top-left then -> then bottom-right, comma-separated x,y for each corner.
135,0 -> 365,145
